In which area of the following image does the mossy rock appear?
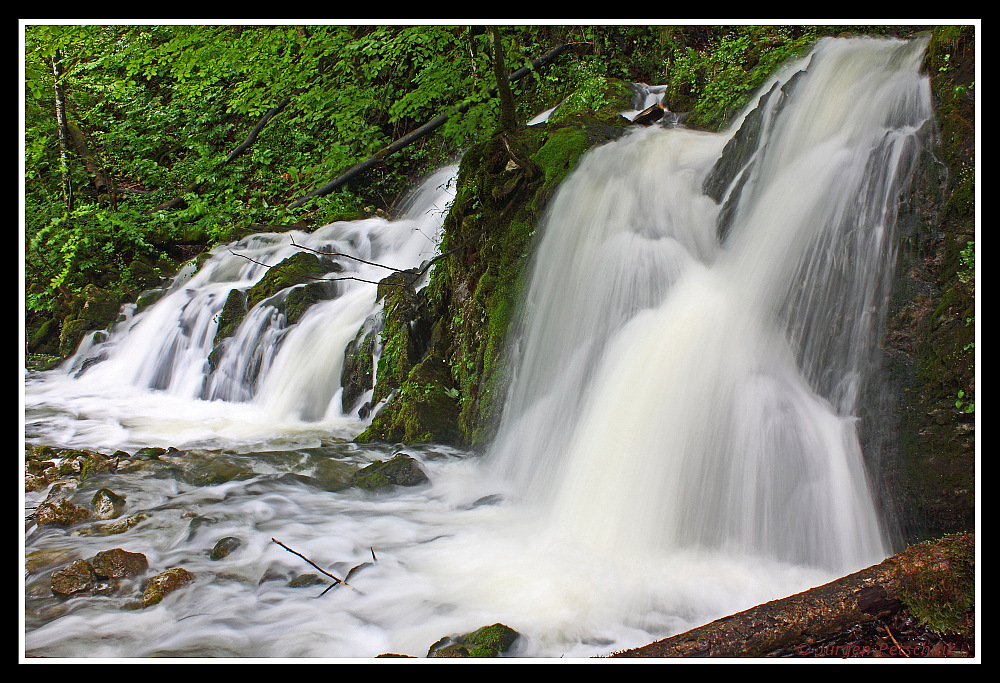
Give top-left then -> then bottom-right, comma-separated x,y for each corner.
27,316 -> 60,355
341,314 -> 380,413
79,284 -> 122,326
351,454 -> 429,491
246,251 -> 339,311
428,623 -> 520,658
548,76 -> 635,124
894,533 -> 974,634
213,288 -> 248,346
369,270 -> 430,407
284,281 -> 332,325
358,343 -> 461,444
358,118 -> 626,448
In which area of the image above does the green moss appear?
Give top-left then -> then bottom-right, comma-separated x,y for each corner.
284,281 -> 329,325
549,77 -> 634,123
358,115 -> 629,448
428,623 -> 520,658
529,126 -> 592,188
246,251 -> 334,310
212,288 -> 247,346
895,533 -> 974,634
465,623 -> 520,657
886,25 -> 975,544
350,454 -> 429,490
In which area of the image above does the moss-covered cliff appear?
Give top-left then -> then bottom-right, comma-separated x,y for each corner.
879,26 -> 976,544
356,85 -> 635,447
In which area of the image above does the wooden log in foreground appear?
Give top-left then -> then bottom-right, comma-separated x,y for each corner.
611,533 -> 974,658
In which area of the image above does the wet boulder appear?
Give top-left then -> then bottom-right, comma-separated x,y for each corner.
211,288 -> 248,348
427,623 -> 520,658
141,567 -> 194,607
341,314 -> 381,414
51,559 -> 97,598
35,498 -> 90,527
91,488 -> 126,520
209,536 -> 243,561
351,454 -> 429,491
246,252 -> 341,311
91,548 -> 149,579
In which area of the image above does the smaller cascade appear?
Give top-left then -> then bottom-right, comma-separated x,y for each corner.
27,166 -> 457,450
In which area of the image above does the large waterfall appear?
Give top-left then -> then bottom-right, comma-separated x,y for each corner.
488,35 -> 931,576
24,36 -> 931,658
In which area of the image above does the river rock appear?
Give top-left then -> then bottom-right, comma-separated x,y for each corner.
91,488 -> 127,519
631,101 -> 664,126
142,567 -> 194,607
91,548 -> 149,578
25,472 -> 49,492
341,314 -> 381,413
51,559 -> 97,597
209,536 -> 242,560
351,454 -> 429,490
286,573 -> 325,588
26,547 -> 79,575
81,452 -> 113,479
427,623 -> 520,658
76,513 -> 151,537
133,446 -> 167,460
35,498 -> 91,527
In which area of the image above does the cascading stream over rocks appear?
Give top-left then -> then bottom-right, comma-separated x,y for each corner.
26,166 -> 458,450
24,36 -> 934,658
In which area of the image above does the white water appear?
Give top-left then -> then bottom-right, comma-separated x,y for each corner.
25,166 -> 458,452
24,37 -> 931,659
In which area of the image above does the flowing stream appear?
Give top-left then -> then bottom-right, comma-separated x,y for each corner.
23,36 -> 931,659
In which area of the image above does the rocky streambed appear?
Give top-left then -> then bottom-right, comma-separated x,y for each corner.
23,442 -> 521,658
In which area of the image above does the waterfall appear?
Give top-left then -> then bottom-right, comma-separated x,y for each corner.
489,36 -> 931,575
25,166 -> 457,451
24,36 -> 936,659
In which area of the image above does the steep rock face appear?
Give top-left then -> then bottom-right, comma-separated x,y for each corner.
358,110 -> 632,447
879,26 -> 976,545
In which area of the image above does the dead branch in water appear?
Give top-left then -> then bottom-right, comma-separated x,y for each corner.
272,538 -> 378,597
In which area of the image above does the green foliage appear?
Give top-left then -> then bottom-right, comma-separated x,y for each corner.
667,26 -> 819,129
957,240 -> 974,284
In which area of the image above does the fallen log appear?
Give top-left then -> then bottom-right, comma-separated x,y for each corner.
611,533 -> 974,658
286,42 -> 574,210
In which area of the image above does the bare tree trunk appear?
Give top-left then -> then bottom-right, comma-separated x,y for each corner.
51,49 -> 73,212
490,26 -> 517,133
67,121 -> 109,194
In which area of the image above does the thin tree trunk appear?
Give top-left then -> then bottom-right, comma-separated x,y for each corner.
490,26 -> 517,133
51,49 -> 73,213
67,121 -> 109,194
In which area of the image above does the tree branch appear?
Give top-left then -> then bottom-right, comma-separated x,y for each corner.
286,42 -> 573,210
145,76 -> 322,214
